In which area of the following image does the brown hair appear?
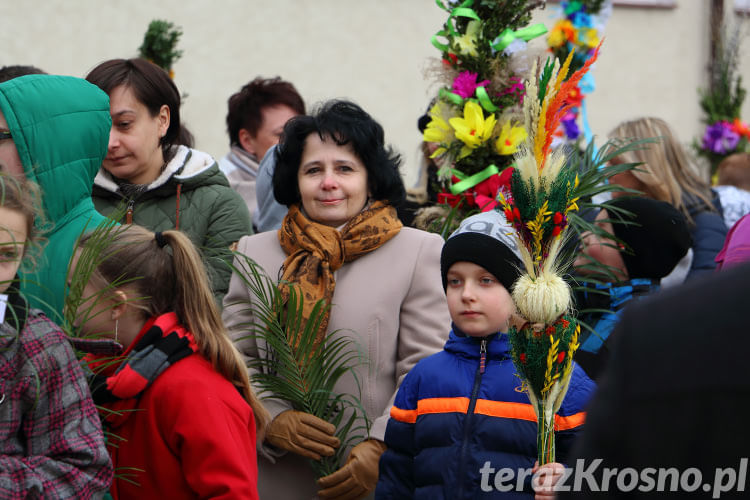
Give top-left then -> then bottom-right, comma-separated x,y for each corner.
609,117 -> 716,223
0,172 -> 45,265
79,224 -> 269,434
86,58 -> 193,163
226,76 -> 305,146
717,152 -> 750,191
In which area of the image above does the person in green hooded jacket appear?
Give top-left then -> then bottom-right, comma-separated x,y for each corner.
0,74 -> 111,322
86,58 -> 251,304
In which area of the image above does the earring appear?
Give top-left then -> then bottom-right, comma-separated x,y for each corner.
115,319 -> 119,343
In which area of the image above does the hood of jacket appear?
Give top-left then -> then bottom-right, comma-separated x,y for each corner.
93,145 -> 228,198
0,74 -> 111,224
443,325 -> 511,362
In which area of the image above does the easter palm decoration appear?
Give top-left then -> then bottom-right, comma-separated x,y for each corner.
500,45 -> 601,465
226,254 -> 368,478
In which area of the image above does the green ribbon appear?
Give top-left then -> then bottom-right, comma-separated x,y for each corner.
475,86 -> 498,112
450,164 -> 499,195
437,0 -> 478,37
439,88 -> 464,106
490,23 -> 549,52
431,30 -> 450,52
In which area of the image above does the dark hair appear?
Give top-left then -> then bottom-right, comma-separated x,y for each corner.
0,65 -> 46,83
85,58 -> 192,161
226,77 -> 305,146
273,100 -> 405,207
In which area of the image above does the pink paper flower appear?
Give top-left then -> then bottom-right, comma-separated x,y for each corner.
452,71 -> 490,99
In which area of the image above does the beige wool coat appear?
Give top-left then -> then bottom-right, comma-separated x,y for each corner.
222,226 -> 451,499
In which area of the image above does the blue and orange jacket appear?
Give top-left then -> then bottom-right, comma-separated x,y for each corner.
375,326 -> 595,499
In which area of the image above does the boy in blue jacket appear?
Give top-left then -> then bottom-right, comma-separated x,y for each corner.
376,211 -> 596,500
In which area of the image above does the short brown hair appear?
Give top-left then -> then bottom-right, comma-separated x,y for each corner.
226,76 -> 305,146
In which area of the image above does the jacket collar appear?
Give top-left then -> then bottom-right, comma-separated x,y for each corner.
227,145 -> 260,177
94,146 -> 219,194
443,324 -> 511,361
1,275 -> 28,333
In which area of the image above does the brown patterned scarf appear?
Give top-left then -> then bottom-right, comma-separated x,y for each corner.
278,200 -> 402,347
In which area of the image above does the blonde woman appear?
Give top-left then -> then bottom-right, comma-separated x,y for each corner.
608,117 -> 727,279
72,225 -> 269,499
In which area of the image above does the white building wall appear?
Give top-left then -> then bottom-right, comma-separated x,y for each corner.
2,0 -> 748,185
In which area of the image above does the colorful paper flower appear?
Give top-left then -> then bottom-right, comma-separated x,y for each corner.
702,121 -> 740,154
548,20 -> 577,48
731,118 -> 750,139
561,113 -> 580,140
495,121 -> 527,155
449,101 -> 497,159
473,167 -> 514,212
578,27 -> 600,49
454,20 -> 481,57
452,71 -> 490,99
422,101 -> 455,157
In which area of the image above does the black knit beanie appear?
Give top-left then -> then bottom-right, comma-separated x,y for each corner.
608,197 -> 692,280
441,211 -> 523,291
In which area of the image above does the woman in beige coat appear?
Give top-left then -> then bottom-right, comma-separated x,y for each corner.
223,100 -> 450,500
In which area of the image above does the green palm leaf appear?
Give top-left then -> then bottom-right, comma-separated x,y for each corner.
227,254 -> 370,477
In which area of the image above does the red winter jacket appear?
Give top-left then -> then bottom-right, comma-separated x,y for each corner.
104,351 -> 258,499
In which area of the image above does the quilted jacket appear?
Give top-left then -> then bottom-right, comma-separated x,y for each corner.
376,327 -> 595,500
92,145 -> 252,303
0,74 -> 111,322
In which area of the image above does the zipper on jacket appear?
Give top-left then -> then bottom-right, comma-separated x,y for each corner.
125,199 -> 135,224
455,338 -> 487,499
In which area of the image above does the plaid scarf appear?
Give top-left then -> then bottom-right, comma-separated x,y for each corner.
87,312 -> 198,416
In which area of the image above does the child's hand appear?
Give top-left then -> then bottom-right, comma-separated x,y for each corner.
532,461 -> 565,500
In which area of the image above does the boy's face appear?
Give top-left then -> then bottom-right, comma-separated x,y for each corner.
446,261 -> 514,337
574,209 -> 628,282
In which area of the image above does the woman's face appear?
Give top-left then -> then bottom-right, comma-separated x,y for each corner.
608,158 -> 650,199
104,85 -> 169,185
297,134 -> 369,227
574,209 -> 628,282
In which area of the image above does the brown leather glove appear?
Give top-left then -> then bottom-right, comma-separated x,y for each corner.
317,439 -> 387,500
265,410 -> 340,460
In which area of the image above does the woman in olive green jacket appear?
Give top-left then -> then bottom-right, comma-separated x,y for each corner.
87,59 -> 251,303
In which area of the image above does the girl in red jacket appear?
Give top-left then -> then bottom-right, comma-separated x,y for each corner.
72,224 -> 269,499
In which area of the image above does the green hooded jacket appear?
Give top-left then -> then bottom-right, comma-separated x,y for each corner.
0,75 -> 111,322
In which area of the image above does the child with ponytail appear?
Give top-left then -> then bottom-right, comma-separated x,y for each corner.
72,224 -> 269,499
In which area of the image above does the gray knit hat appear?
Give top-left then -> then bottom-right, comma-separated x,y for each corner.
441,210 -> 523,291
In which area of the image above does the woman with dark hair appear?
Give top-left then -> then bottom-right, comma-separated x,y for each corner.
86,58 -> 251,303
223,100 -> 450,499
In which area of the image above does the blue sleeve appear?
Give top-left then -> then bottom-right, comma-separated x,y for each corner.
687,210 -> 727,279
375,372 -> 418,499
253,145 -> 288,232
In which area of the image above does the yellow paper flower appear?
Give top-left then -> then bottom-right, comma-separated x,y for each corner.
449,100 -> 497,159
548,20 -> 576,48
422,101 -> 454,157
578,27 -> 599,49
454,20 -> 480,57
495,121 -> 527,155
